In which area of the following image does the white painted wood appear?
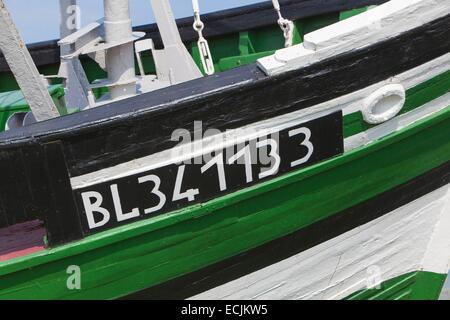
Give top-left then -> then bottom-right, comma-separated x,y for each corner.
340,52 -> 450,116
304,0 -> 438,51
70,93 -> 449,189
345,92 -> 450,151
58,19 -> 103,54
421,186 -> 450,275
58,58 -> 92,110
70,52 -> 450,189
0,0 -> 59,122
258,0 -> 450,75
190,184 -> 450,300
362,84 -> 405,124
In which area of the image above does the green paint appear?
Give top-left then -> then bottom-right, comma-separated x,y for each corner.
1,21 -> 447,138
0,7 -> 377,128
1,69 -> 447,135
346,271 -> 447,300
191,12 -> 339,74
1,4 -> 448,300
403,70 -> 450,113
0,101 -> 449,299
0,9 -> 360,91
0,64 -> 61,93
0,85 -> 66,131
340,7 -> 369,20
297,12 -> 340,38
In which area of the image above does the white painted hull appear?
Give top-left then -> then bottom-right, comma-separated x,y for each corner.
191,183 -> 450,300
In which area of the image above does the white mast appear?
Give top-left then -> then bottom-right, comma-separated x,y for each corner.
103,0 -> 137,100
0,0 -> 59,121
57,0 -> 203,107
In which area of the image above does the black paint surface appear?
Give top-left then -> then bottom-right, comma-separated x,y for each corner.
74,112 -> 343,235
0,142 -> 83,244
0,12 -> 447,246
1,13 -> 448,179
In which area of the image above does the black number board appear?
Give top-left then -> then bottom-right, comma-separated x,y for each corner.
74,111 -> 343,235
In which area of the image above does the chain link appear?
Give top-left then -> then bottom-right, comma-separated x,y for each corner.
192,0 -> 215,75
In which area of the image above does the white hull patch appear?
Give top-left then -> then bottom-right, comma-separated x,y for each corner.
258,0 -> 450,75
190,184 -> 450,300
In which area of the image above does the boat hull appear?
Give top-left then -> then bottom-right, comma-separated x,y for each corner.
0,102 -> 449,299
0,1 -> 449,300
189,183 -> 450,300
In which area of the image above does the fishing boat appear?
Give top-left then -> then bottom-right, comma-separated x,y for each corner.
0,0 -> 449,300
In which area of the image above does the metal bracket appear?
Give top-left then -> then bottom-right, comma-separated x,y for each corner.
150,0 -> 202,84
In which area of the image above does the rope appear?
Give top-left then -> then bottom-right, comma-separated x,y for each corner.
272,0 -> 294,47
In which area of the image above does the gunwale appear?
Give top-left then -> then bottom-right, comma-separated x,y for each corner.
0,12 -> 447,172
1,99 -> 449,274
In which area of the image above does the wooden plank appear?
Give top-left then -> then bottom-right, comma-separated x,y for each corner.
42,141 -> 83,245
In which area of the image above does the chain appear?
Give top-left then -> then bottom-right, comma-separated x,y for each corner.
192,0 -> 215,75
272,0 -> 294,47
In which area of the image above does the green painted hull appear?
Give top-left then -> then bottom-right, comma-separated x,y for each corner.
0,99 -> 449,299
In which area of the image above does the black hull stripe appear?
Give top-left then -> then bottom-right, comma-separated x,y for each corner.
1,14 -> 448,178
124,161 -> 450,300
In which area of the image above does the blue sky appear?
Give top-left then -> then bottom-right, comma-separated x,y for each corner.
3,0 -> 263,44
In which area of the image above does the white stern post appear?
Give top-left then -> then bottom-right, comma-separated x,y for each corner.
0,0 -> 59,121
103,0 -> 137,100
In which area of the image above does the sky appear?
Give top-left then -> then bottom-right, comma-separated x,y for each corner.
3,0 -> 263,44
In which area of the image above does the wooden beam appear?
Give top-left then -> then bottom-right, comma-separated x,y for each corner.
0,0 -> 59,122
